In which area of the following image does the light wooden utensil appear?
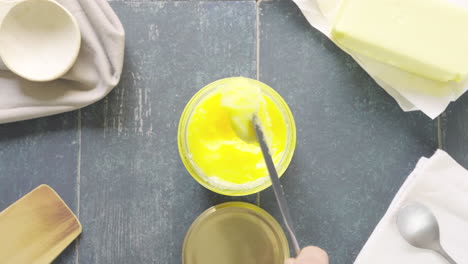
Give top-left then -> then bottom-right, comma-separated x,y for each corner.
0,185 -> 82,264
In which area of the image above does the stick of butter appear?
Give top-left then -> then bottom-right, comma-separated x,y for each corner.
331,0 -> 468,82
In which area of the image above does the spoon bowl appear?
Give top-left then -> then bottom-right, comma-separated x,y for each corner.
396,202 -> 458,264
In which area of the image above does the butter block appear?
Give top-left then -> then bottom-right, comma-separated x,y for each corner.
331,0 -> 468,82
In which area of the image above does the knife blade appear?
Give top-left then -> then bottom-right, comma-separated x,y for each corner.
253,115 -> 301,255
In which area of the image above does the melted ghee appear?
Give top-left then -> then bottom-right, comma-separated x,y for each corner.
187,79 -> 287,189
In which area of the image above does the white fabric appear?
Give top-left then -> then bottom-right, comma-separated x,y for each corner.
0,0 -> 125,124
355,150 -> 468,263
293,0 -> 468,119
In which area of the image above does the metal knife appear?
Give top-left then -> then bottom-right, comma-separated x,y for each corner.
253,115 -> 301,255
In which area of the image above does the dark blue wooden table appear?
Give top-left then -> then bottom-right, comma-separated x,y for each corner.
1,0 -> 465,263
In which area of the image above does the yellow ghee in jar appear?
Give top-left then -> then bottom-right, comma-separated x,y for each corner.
186,78 -> 288,190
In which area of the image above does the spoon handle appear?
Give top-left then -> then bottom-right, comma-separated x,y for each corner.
435,244 -> 457,264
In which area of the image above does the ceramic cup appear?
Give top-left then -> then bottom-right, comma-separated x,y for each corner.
0,0 -> 81,82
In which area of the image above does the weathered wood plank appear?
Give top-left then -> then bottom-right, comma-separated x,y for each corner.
78,2 -> 257,263
0,112 -> 79,264
258,1 -> 438,262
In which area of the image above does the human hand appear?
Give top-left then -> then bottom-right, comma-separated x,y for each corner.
285,246 -> 328,264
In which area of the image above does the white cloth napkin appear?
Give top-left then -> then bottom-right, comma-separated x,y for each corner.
355,150 -> 468,263
0,0 -> 125,124
293,0 -> 468,119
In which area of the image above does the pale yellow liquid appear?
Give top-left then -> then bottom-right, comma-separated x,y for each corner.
183,206 -> 288,264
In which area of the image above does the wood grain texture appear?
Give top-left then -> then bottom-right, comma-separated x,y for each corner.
0,1 -> 450,264
258,1 -> 438,262
77,2 -> 257,263
0,112 -> 79,264
0,185 -> 81,264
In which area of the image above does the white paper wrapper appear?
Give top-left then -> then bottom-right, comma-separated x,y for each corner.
355,150 -> 468,263
293,0 -> 468,119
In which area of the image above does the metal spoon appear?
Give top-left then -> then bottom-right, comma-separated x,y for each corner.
396,202 -> 458,264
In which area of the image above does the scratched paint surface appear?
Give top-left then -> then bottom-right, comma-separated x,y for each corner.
77,2 -> 257,263
0,0 -> 460,264
0,112 -> 79,264
257,1 -> 438,262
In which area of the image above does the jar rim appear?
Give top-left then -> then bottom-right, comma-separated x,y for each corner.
182,202 -> 290,264
178,77 -> 296,196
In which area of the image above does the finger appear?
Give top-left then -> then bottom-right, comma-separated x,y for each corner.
295,246 -> 328,264
285,258 -> 295,264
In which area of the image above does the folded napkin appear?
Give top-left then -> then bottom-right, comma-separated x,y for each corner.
293,0 -> 468,119
0,0 -> 125,124
355,150 -> 468,263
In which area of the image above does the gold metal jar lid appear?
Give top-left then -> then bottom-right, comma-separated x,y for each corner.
182,202 -> 290,264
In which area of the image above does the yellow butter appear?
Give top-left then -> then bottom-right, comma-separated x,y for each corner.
331,0 -> 468,82
187,79 -> 287,186
220,78 -> 263,142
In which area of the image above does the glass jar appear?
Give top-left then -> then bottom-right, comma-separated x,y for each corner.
182,202 -> 290,264
178,77 -> 296,196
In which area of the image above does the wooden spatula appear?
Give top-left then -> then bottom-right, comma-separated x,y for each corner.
0,184 -> 82,264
